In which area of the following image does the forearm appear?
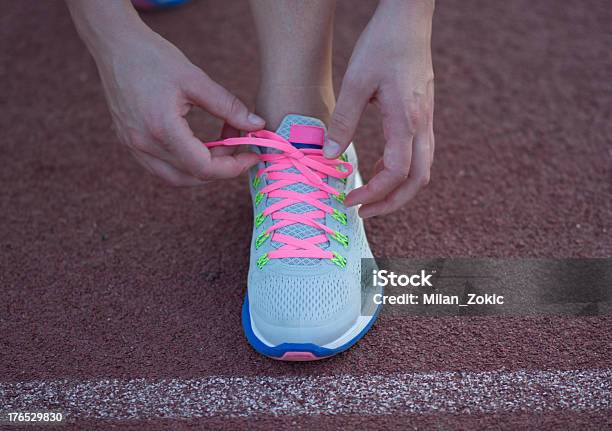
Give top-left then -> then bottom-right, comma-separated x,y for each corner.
65,0 -> 150,58
378,0 -> 434,18
370,0 -> 434,82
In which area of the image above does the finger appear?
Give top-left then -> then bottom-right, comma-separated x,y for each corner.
358,131 -> 431,218
372,158 -> 384,176
429,127 -> 435,169
426,80 -> 435,168
324,74 -> 370,159
209,121 -> 260,178
148,139 -> 258,180
344,99 -> 415,207
162,115 -> 258,180
131,149 -> 208,187
202,152 -> 260,179
160,114 -> 215,178
183,71 -> 265,131
221,122 -> 241,139
210,122 -> 241,157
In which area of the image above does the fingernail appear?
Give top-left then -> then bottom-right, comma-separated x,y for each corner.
247,113 -> 265,127
324,139 -> 341,158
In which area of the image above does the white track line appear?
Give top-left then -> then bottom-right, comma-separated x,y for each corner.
1,369 -> 610,419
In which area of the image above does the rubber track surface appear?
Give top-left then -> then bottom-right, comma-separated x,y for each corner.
1,0 -> 610,429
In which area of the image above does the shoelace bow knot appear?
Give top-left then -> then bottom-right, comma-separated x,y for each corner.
206,130 -> 352,265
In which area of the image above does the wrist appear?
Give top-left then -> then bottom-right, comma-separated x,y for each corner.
66,0 -> 151,60
374,0 -> 434,48
378,0 -> 434,20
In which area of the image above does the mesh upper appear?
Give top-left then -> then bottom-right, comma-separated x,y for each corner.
251,272 -> 351,321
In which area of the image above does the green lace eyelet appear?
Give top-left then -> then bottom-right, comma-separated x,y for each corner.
330,230 -> 349,248
255,231 -> 270,249
331,251 -> 347,268
332,209 -> 348,225
333,192 -> 346,204
255,191 -> 265,205
257,253 -> 270,269
252,176 -> 262,189
255,212 -> 266,227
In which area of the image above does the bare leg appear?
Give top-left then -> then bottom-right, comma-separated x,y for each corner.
249,0 -> 336,129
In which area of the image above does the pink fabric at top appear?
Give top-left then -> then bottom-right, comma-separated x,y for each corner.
289,125 -> 325,146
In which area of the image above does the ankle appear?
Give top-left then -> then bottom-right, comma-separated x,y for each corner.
255,83 -> 336,130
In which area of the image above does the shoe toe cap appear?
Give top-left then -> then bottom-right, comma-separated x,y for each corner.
248,271 -> 361,346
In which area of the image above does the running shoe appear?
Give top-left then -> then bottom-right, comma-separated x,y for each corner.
208,114 -> 381,361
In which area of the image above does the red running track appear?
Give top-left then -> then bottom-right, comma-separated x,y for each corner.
0,0 -> 610,429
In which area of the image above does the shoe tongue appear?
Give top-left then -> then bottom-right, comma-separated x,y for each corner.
274,114 -> 326,149
266,114 -> 331,266
289,125 -> 324,149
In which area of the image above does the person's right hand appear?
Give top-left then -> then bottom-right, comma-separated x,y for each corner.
94,30 -> 265,186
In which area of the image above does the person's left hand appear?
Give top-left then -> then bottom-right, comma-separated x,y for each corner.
323,0 -> 435,218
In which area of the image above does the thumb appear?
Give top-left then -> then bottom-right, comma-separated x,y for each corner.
209,122 -> 241,157
184,71 -> 265,132
325,77 -> 369,159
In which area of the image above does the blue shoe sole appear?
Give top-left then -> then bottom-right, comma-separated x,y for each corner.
241,294 -> 381,361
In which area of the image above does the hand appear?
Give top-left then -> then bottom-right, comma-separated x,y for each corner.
324,0 -> 435,217
82,18 -> 264,186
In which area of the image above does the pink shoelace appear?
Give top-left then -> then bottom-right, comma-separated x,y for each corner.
206,130 -> 352,263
